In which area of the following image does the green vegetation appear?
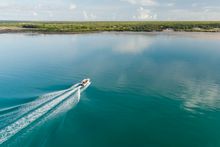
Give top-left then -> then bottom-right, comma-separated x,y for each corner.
1,21 -> 220,33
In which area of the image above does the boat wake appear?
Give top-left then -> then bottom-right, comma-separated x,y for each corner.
0,80 -> 90,145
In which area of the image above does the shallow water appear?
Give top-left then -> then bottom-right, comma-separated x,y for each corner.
0,32 -> 220,147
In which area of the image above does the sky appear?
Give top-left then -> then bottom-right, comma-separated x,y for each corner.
0,0 -> 220,21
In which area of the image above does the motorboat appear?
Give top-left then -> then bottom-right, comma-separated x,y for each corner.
79,78 -> 91,91
70,78 -> 91,90
68,78 -> 91,102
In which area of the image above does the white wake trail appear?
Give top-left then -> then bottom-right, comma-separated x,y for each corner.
0,86 -> 80,144
0,88 -> 72,128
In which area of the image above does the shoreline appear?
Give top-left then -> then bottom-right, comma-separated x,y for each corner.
1,29 -> 220,35
2,31 -> 220,41
1,21 -> 220,34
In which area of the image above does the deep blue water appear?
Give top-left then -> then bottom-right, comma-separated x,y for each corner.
0,32 -> 220,147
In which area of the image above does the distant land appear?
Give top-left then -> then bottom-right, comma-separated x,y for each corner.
1,21 -> 220,33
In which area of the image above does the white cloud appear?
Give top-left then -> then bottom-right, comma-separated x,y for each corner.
121,0 -> 157,6
83,11 -> 88,19
32,12 -> 38,16
191,3 -> 198,7
82,11 -> 97,20
46,11 -> 53,17
133,7 -> 157,20
165,8 -> 220,20
0,0 -> 219,21
0,2 -> 9,8
167,3 -> 175,7
69,4 -> 77,10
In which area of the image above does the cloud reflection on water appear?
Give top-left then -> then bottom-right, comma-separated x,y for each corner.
180,79 -> 220,113
112,34 -> 154,54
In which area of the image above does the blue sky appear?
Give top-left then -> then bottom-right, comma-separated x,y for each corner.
0,0 -> 220,21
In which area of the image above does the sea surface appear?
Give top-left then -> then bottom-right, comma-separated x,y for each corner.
0,32 -> 220,147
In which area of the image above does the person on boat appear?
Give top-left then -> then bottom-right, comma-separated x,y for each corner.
80,79 -> 89,87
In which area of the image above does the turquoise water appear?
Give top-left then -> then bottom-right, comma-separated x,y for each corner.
0,32 -> 220,147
